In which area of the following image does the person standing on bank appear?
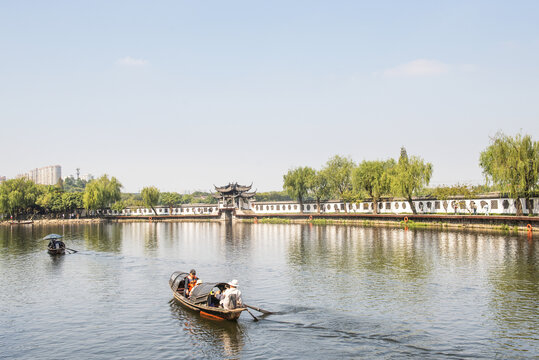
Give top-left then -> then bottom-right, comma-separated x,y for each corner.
215,280 -> 243,310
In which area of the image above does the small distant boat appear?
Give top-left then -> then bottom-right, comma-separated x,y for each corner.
44,234 -> 66,255
169,271 -> 246,321
10,220 -> 33,225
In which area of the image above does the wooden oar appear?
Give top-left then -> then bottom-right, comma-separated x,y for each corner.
245,308 -> 259,322
245,304 -> 273,315
66,248 -> 78,253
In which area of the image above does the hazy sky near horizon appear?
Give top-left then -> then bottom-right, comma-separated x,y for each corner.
1,1 -> 538,192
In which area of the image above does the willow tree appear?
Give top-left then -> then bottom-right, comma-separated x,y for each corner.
310,170 -> 332,214
141,186 -> 160,215
479,133 -> 539,215
0,178 -> 40,218
323,155 -> 356,211
283,166 -> 315,212
83,175 -> 122,212
353,159 -> 395,214
391,147 -> 432,214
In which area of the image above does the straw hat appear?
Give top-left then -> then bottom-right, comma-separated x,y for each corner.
228,279 -> 239,288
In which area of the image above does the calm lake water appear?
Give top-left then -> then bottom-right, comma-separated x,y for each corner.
0,222 -> 537,359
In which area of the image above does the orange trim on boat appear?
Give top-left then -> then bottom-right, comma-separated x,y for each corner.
200,311 -> 225,321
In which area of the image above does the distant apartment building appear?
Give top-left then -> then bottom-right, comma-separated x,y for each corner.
18,165 -> 62,186
0,175 -> 6,183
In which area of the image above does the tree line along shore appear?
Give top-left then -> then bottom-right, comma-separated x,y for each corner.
1,132 -> 538,220
283,132 -> 538,216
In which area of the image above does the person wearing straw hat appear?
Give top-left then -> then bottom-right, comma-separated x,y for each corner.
215,279 -> 243,310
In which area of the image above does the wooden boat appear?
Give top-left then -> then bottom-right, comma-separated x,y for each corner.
169,271 -> 246,321
10,220 -> 33,225
47,240 -> 66,255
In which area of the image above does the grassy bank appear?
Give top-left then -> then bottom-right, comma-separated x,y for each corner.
240,216 -> 537,235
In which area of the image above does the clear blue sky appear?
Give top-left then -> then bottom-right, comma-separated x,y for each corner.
1,1 -> 538,192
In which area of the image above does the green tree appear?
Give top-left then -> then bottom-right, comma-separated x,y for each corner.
479,132 -> 539,215
160,192 -> 182,213
83,175 -> 122,212
64,176 -> 88,192
202,195 -> 218,204
283,166 -> 316,212
83,181 -> 101,211
0,178 -> 40,218
181,194 -> 194,204
121,193 -> 144,207
255,191 -> 292,202
62,192 -> 83,215
56,177 -> 64,190
310,170 -> 332,213
36,186 -> 64,214
391,147 -> 433,214
141,186 -> 160,215
111,200 -> 126,213
353,159 -> 395,214
323,155 -> 356,211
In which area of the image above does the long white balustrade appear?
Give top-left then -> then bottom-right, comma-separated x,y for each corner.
107,196 -> 539,216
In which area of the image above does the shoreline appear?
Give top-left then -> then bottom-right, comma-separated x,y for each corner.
240,217 -> 537,235
1,215 -> 536,235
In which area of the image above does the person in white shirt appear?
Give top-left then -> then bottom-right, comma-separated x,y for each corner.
216,279 -> 243,310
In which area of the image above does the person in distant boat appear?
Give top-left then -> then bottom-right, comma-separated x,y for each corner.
215,280 -> 243,310
48,239 -> 65,250
185,269 -> 198,296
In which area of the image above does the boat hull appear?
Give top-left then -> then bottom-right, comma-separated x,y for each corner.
47,248 -> 65,255
172,291 -> 244,321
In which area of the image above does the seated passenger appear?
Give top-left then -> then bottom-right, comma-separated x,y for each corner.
189,280 -> 202,298
185,269 -> 198,296
208,287 -> 221,307
215,280 -> 243,310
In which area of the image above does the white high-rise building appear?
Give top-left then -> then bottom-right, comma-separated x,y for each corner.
19,165 -> 62,185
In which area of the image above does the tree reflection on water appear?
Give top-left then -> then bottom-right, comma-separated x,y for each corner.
488,239 -> 538,353
83,223 -> 122,252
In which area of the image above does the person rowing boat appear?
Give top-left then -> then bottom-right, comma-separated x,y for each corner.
214,279 -> 243,310
185,269 -> 198,296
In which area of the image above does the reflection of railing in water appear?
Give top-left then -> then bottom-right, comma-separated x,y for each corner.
236,212 -> 539,229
